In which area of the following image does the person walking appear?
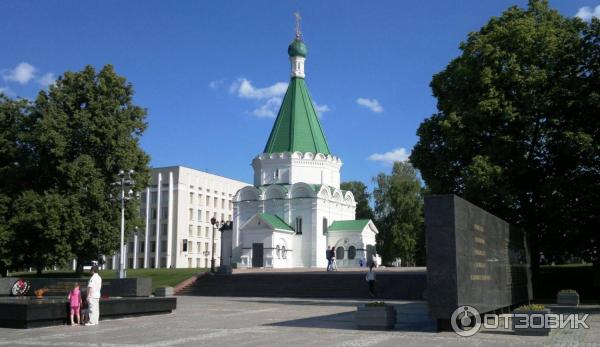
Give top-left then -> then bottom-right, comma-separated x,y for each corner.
366,262 -> 376,297
331,247 -> 337,271
326,247 -> 333,271
85,265 -> 102,326
67,283 -> 82,326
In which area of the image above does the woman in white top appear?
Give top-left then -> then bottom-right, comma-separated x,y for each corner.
366,262 -> 376,297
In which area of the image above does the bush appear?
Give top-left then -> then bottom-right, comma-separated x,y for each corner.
515,304 -> 546,312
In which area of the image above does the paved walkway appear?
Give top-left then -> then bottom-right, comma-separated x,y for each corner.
0,296 -> 597,346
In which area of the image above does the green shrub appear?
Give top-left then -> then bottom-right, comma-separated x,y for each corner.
515,304 -> 546,312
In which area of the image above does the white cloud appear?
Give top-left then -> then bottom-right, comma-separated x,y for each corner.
356,97 -> 383,113
576,5 -> 600,21
314,103 -> 331,118
252,97 -> 282,118
38,72 -> 56,87
209,79 -> 224,90
368,147 -> 410,165
3,62 -> 37,84
230,78 -> 288,100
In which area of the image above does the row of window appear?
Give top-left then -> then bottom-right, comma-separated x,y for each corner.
334,246 -> 357,260
188,225 -> 218,238
188,209 -> 231,223
181,239 -> 214,255
189,192 -> 233,210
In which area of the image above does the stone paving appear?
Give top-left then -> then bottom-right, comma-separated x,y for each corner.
0,296 -> 598,347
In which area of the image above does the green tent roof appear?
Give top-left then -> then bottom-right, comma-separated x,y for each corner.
259,213 -> 294,232
328,219 -> 371,232
263,78 -> 331,155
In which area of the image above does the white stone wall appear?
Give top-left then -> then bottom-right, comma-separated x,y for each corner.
252,152 -> 342,188
113,166 -> 249,270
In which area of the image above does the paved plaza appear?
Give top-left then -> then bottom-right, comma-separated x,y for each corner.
0,296 -> 598,347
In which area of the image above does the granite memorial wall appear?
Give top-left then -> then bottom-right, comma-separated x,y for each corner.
425,195 -> 532,325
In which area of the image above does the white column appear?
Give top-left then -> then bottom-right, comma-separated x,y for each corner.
155,172 -> 162,268
144,187 -> 151,268
133,231 -> 138,269
166,171 -> 174,268
112,254 -> 117,270
123,239 -> 128,269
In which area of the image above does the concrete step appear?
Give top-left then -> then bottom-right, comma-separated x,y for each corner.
178,271 -> 426,300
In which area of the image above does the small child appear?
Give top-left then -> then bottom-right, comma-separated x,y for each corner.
366,262 -> 376,297
67,283 -> 82,326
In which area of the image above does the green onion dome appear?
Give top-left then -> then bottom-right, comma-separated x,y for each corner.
288,39 -> 307,58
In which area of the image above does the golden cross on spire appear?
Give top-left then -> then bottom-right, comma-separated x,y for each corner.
294,12 -> 302,39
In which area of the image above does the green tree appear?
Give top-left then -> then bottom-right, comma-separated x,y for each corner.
0,95 -> 32,275
373,162 -> 424,266
0,65 -> 150,274
340,181 -> 374,220
410,1 -> 600,271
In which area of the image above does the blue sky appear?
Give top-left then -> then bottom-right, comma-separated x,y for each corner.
1,1 -> 598,187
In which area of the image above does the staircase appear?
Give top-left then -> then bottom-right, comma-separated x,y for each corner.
177,270 -> 426,300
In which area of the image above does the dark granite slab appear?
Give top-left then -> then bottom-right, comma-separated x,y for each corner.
0,277 -> 152,297
0,296 -> 176,329
425,195 -> 532,324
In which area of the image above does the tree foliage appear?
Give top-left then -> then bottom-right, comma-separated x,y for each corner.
410,0 -> 600,265
373,162 -> 424,266
341,181 -> 374,220
0,65 -> 150,274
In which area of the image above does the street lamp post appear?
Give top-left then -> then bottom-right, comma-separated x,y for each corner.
210,218 -> 223,273
113,169 -> 136,279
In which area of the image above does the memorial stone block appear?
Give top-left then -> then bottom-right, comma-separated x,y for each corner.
425,195 -> 533,327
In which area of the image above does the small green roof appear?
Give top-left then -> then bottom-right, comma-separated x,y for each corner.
263,78 -> 331,155
288,39 -> 307,57
328,219 -> 371,232
260,213 -> 294,232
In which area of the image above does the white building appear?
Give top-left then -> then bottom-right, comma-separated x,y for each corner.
226,28 -> 379,269
106,166 -> 250,269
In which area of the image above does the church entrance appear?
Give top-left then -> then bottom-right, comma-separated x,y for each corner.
252,243 -> 264,268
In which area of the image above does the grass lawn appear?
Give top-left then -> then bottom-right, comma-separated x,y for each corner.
9,268 -> 207,292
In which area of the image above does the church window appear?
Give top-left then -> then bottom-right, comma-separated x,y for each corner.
295,217 -> 303,235
274,169 -> 279,180
276,245 -> 281,258
336,246 -> 344,260
348,246 -> 356,260
323,218 -> 328,235
282,246 -> 287,259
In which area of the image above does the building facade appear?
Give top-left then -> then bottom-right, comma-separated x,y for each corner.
106,166 -> 250,269
227,29 -> 379,269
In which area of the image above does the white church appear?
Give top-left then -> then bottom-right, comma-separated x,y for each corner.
223,22 -> 379,269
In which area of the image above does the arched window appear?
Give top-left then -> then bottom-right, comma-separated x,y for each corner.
276,245 -> 281,259
336,246 -> 344,260
348,246 -> 356,260
282,246 -> 287,259
323,218 -> 328,235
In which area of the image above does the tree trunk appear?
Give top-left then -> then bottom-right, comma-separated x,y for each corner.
75,257 -> 84,274
36,265 -> 43,276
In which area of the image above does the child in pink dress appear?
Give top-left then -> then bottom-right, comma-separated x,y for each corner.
67,283 -> 82,326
